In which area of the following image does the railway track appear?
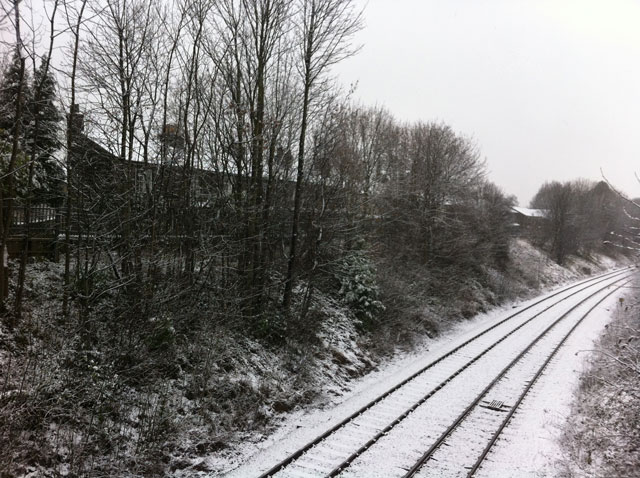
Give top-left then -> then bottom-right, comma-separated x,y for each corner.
400,276 -> 632,478
251,267 -> 634,478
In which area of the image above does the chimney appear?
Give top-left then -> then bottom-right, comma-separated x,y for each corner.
67,103 -> 84,135
163,124 -> 178,136
160,123 -> 185,151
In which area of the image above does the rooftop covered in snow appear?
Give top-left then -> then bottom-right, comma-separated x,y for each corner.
510,206 -> 548,218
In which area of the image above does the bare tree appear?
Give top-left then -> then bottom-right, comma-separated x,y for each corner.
0,0 -> 27,315
387,122 -> 485,264
14,0 -> 62,316
282,0 -> 362,313
530,181 -> 576,264
62,0 -> 88,317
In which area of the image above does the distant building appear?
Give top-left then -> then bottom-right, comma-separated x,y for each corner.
66,106 -> 223,207
509,206 -> 548,238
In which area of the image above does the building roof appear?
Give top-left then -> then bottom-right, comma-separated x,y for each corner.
510,206 -> 548,218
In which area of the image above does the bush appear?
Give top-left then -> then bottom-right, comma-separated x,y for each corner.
337,249 -> 385,328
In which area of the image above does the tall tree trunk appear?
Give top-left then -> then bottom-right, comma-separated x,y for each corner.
248,44 -> 267,317
63,0 -> 88,318
282,0 -> 361,314
1,1 -> 26,318
282,75 -> 311,313
0,54 -> 24,313
15,2 -> 60,316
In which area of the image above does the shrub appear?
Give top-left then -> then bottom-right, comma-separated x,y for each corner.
337,249 -> 385,328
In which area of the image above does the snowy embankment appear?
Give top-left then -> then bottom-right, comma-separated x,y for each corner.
209,242 -> 629,477
0,240 -> 629,477
558,277 -> 640,478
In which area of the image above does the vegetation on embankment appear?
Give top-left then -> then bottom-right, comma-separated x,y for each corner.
0,240 -> 630,477
559,276 -> 640,478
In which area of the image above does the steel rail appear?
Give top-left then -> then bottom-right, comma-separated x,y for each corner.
257,266 -> 632,478
465,277 -> 634,477
401,275 -> 633,478
324,270 -> 630,476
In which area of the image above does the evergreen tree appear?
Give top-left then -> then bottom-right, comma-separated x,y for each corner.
0,51 -> 31,200
30,61 -> 63,205
0,51 -> 32,139
0,56 -> 63,205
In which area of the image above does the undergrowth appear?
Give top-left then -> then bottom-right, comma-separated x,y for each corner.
559,278 -> 640,478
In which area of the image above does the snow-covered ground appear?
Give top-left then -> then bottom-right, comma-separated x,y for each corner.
216,267 -> 633,477
475,285 -> 629,478
216,306 -> 516,476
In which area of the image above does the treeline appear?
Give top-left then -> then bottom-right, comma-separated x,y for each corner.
0,2 -> 520,473
0,0 -> 515,338
530,179 -> 636,265
1,0 -> 635,359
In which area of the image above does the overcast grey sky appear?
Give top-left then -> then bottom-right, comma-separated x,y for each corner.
333,0 -> 640,205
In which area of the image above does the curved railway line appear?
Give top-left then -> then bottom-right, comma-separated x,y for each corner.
401,276 -> 632,478
251,267 -> 635,478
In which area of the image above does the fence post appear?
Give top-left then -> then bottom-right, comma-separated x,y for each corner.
53,209 -> 61,262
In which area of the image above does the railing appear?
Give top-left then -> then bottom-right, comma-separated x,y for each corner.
11,205 -> 57,225
4,206 -> 60,258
